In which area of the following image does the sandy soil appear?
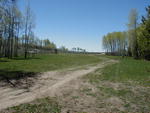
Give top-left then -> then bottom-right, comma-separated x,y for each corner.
0,59 -> 117,111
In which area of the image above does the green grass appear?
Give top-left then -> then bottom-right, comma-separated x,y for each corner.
0,54 -> 101,72
1,55 -> 150,112
96,85 -> 150,112
84,56 -> 150,112
3,97 -> 61,113
102,57 -> 150,85
0,54 -> 101,79
86,56 -> 150,86
97,86 -> 133,97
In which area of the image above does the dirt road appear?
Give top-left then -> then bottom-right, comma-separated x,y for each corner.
0,59 -> 117,110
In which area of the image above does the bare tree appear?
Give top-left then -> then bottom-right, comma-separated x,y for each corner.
24,1 -> 35,59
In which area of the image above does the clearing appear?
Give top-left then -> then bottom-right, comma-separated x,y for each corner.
0,55 -> 150,113
0,56 -> 116,111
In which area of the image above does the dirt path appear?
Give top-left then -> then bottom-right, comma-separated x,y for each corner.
0,59 -> 117,110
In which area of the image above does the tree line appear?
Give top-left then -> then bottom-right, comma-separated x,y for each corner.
102,6 -> 150,60
71,47 -> 86,52
0,0 -> 57,59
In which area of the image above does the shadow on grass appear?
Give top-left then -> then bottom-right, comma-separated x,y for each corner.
0,60 -> 9,62
12,57 -> 41,60
0,70 -> 38,89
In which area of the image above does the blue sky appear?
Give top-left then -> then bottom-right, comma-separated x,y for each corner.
18,0 -> 150,52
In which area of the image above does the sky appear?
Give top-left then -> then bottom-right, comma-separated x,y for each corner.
18,0 -> 150,52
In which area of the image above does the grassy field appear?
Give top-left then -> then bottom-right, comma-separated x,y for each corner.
0,54 -> 101,79
85,56 -> 150,112
87,56 -> 150,86
0,54 -> 101,72
1,55 -> 150,112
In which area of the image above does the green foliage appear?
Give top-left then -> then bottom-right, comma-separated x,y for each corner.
43,39 -> 56,49
137,6 -> 150,60
102,31 -> 127,55
127,9 -> 138,59
102,6 -> 150,60
127,9 -> 138,29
